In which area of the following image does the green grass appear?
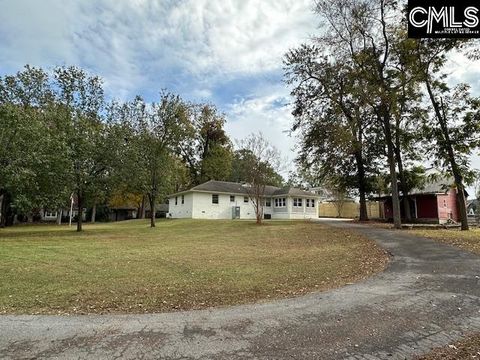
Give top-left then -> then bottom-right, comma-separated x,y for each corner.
0,219 -> 388,314
410,228 -> 480,255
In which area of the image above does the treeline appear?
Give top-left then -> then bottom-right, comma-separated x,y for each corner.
284,0 -> 480,230
0,66 -> 283,230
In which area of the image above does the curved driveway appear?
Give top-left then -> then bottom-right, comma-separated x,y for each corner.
1,221 -> 480,359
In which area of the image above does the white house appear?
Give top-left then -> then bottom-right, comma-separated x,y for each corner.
168,180 -> 319,220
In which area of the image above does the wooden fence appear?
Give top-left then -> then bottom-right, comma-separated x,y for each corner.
318,201 -> 382,219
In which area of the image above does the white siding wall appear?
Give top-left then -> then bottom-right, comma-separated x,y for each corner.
169,192 -> 318,220
168,193 -> 194,218
273,197 -> 318,220
191,192 -> 259,219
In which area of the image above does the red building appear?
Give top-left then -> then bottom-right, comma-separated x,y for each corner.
378,178 -> 467,224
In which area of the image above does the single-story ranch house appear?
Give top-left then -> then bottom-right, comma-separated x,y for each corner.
168,180 -> 319,220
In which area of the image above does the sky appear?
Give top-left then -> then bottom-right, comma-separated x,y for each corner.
0,0 -> 479,188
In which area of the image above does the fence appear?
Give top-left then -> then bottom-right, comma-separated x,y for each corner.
318,201 -> 382,219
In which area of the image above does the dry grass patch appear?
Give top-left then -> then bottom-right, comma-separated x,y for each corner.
410,228 -> 480,255
416,333 -> 480,359
0,219 -> 388,314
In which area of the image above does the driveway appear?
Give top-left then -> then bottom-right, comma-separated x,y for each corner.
1,221 -> 480,359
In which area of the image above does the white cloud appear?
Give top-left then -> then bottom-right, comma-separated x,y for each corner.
446,50 -> 480,96
2,0 -> 477,186
0,0 -> 316,100
224,85 -> 297,176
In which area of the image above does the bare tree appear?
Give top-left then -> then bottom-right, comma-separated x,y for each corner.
237,133 -> 282,224
324,179 -> 350,218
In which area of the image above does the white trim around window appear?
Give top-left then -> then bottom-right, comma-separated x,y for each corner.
293,198 -> 303,207
274,198 -> 286,207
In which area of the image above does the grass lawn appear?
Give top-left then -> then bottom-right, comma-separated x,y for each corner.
0,219 -> 388,315
410,228 -> 480,255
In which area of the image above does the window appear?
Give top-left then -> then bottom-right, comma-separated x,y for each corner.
175,196 -> 178,205
230,195 -> 235,202
244,196 -> 249,203
306,199 -> 310,207
274,198 -> 286,207
293,198 -> 302,207
181,195 -> 185,204
212,194 -> 219,204
311,199 -> 315,207
443,199 -> 447,208
266,198 -> 271,207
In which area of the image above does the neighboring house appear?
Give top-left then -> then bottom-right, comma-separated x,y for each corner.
308,186 -> 356,203
467,199 -> 478,216
145,203 -> 169,219
308,186 -> 331,202
41,208 -> 86,222
41,196 -> 86,222
168,180 -> 319,220
109,207 -> 137,222
376,177 -> 467,224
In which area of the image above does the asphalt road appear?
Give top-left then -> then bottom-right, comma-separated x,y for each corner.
1,220 -> 480,359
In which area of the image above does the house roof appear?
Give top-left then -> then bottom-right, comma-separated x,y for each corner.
409,177 -> 454,195
272,187 -> 318,197
374,174 -> 469,200
169,180 -> 319,198
467,199 -> 479,208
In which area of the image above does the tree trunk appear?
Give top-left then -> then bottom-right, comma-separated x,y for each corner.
0,192 -> 4,228
394,144 -> 412,222
384,117 -> 402,229
255,195 -> 263,225
77,191 -> 83,232
149,194 -> 156,228
425,78 -> 469,230
354,150 -> 368,221
27,213 -> 33,223
140,196 -> 146,219
0,191 -> 13,227
56,209 -> 62,225
455,181 -> 468,228
91,203 -> 96,223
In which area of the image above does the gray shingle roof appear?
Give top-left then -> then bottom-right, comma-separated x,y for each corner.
272,187 -> 318,197
171,180 -> 318,197
191,180 -> 249,194
409,176 -> 454,195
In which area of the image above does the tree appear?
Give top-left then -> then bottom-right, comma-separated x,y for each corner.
324,177 -> 351,218
123,93 -> 192,228
409,39 -> 480,230
0,66 -> 71,226
236,133 -> 282,224
178,104 -> 233,185
53,66 -> 109,232
312,0 -> 409,228
284,47 -> 381,221
230,149 -> 284,187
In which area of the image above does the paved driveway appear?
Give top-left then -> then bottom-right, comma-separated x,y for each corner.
1,221 -> 480,359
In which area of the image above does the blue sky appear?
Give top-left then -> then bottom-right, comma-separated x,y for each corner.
0,0 -> 317,168
0,0 -> 479,185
